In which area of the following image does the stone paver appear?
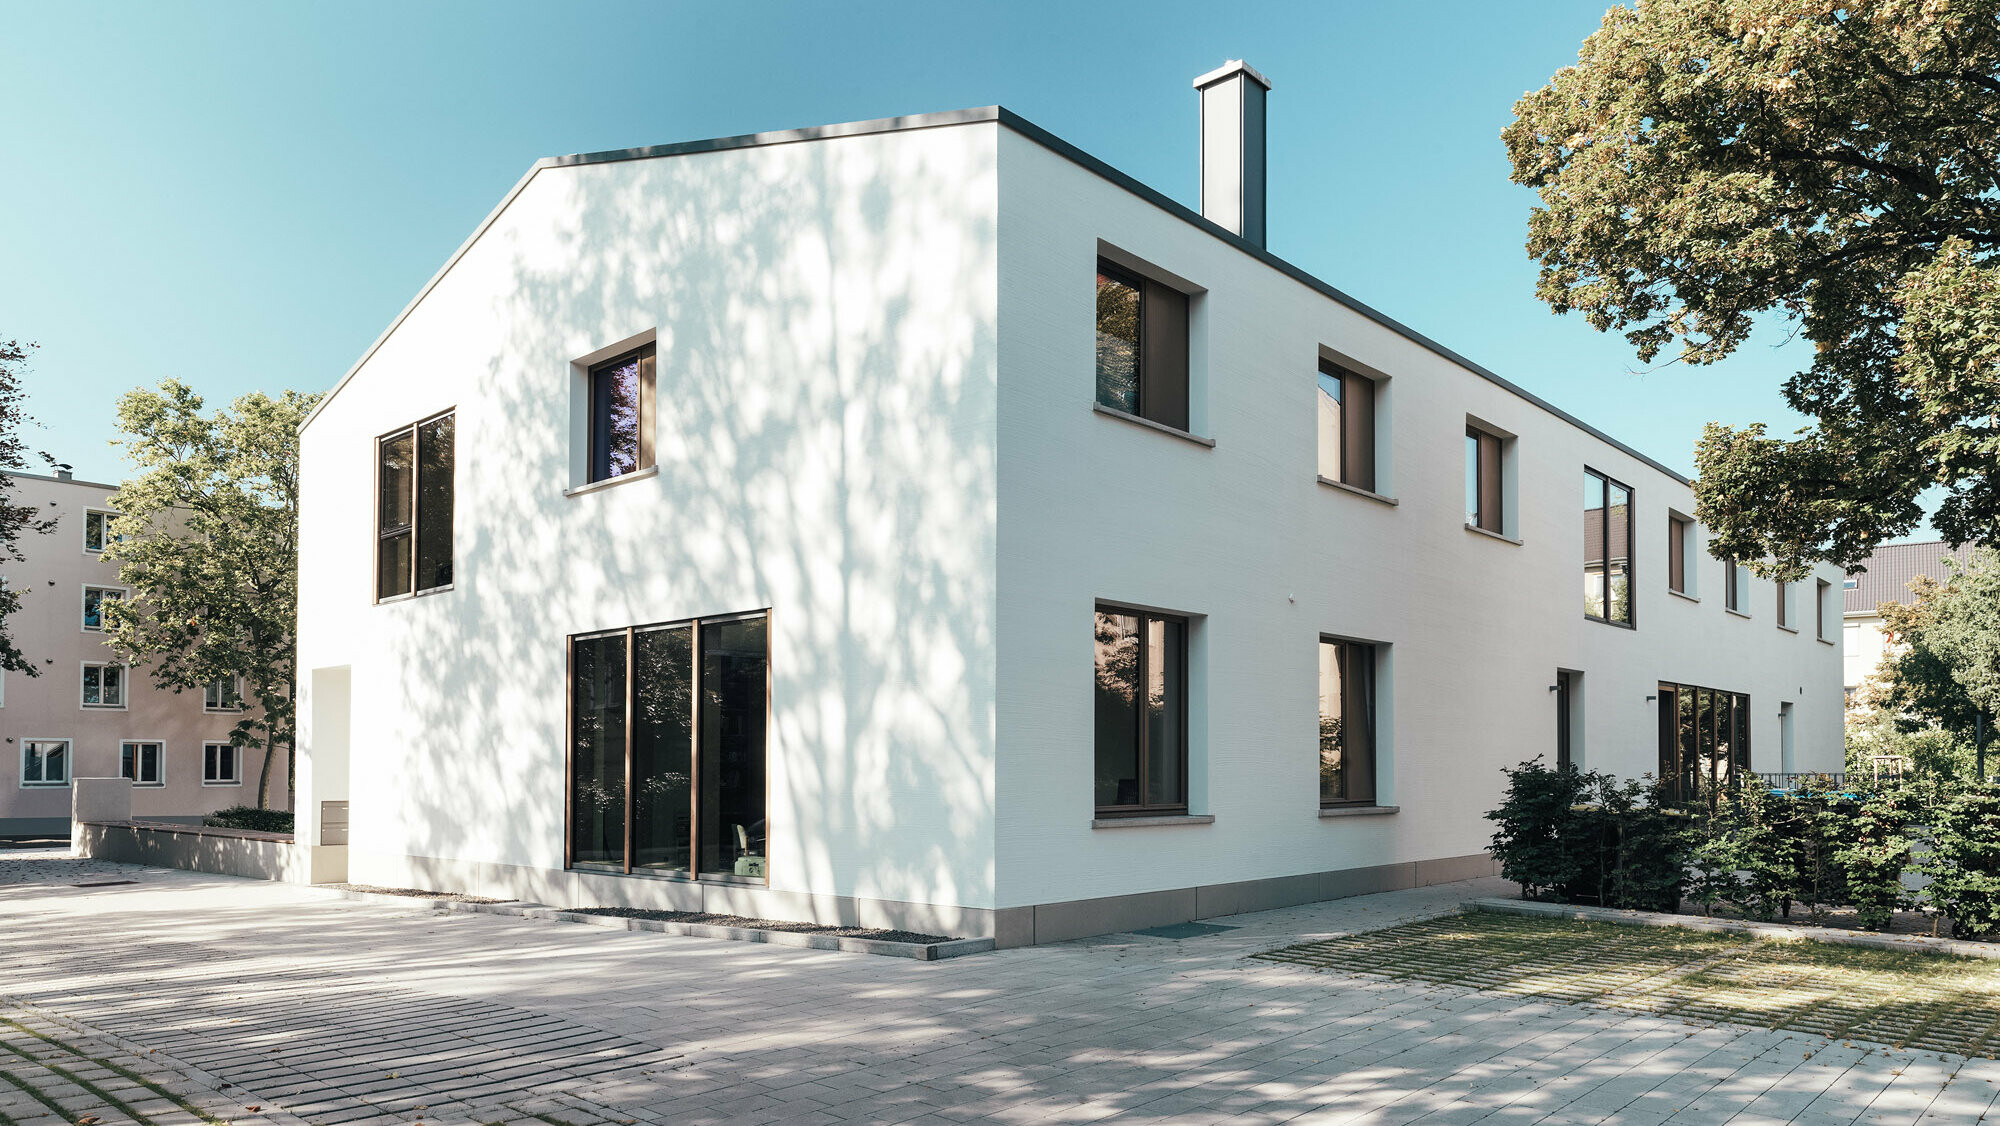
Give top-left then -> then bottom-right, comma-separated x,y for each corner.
4,847 -> 1998,1123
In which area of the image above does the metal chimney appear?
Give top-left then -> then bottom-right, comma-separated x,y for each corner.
1194,59 -> 1271,247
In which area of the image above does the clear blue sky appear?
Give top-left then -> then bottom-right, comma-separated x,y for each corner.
3,0 -> 1823,496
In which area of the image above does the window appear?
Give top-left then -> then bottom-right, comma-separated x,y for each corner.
1093,605 -> 1188,816
22,740 -> 69,787
569,610 -> 768,879
1555,670 -> 1580,771
1817,579 -> 1832,640
203,676 -> 243,712
1583,469 -> 1634,625
1465,424 -> 1507,534
1843,575 -> 1859,590
81,585 -> 122,631
1657,683 -> 1751,801
203,742 -> 241,785
1094,258 -> 1190,431
1777,581 -> 1793,630
1319,638 -> 1379,806
83,509 -> 119,553
1316,359 -> 1377,492
1667,514 -> 1693,595
587,345 -> 656,483
81,663 -> 126,709
1725,559 -> 1748,613
376,410 -> 455,601
121,741 -> 163,786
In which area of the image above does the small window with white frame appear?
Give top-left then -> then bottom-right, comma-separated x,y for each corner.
203,676 -> 244,712
121,740 -> 164,786
83,509 -> 120,553
81,585 -> 123,631
21,739 -> 70,787
203,742 -> 242,786
81,662 -> 127,709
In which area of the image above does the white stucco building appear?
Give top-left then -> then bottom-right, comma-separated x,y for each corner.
295,68 -> 1843,944
1842,540 -> 1976,699
1,469 -> 279,834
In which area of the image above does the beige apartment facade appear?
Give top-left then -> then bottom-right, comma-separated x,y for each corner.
1843,540 -> 1977,700
1,469 -> 286,834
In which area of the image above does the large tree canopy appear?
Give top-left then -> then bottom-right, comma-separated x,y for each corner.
102,381 -> 320,810
1505,0 -> 2000,578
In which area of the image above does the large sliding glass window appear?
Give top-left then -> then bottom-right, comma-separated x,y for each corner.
568,610 -> 768,881
1093,605 -> 1187,816
1583,469 -> 1634,625
376,411 -> 455,601
1319,638 -> 1379,806
1657,682 -> 1751,801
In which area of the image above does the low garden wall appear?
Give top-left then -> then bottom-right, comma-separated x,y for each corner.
68,776 -> 345,884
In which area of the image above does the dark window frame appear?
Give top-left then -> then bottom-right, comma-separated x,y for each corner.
1094,257 -> 1191,432
1466,424 -> 1505,533
1778,580 -> 1794,630
1725,559 -> 1746,613
1657,682 -> 1752,802
1667,513 -> 1693,595
1092,602 -> 1191,819
1319,635 -> 1381,808
564,607 -> 772,884
586,344 -> 657,484
374,409 -> 456,604
1583,467 -> 1636,627
1317,359 -> 1377,493
1816,579 -> 1832,640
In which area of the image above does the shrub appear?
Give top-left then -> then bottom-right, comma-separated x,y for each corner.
203,805 -> 294,834
1833,783 -> 1917,931
1486,759 -> 1595,900
1487,762 -> 1687,911
1925,783 -> 2000,937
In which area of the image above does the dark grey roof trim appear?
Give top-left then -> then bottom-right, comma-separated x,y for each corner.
4,469 -> 119,491
305,104 -> 1695,484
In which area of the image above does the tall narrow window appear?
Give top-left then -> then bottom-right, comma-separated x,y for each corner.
121,741 -> 163,786
1466,425 -> 1504,533
1094,258 -> 1190,431
567,610 -> 769,880
1777,581 -> 1792,629
1094,605 -> 1188,816
1316,360 -> 1376,492
1667,514 -> 1692,595
1583,469 -> 1634,625
1555,670 -> 1578,771
1320,639 -> 1378,806
1725,559 -> 1747,612
1817,579 -> 1831,640
81,586 -> 122,631
82,663 -> 125,708
588,345 -> 655,483
22,740 -> 69,787
376,410 -> 455,601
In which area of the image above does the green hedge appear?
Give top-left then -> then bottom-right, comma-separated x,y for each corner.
1485,762 -> 2000,934
202,805 -> 295,834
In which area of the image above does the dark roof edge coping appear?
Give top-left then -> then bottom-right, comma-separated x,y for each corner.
302,105 -> 1695,485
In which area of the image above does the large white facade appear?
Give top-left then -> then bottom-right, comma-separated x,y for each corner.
295,107 -> 1842,945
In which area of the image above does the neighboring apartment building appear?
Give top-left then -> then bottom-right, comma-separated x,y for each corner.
0,469 -> 284,834
294,66 -> 1842,945
1843,540 -> 1978,699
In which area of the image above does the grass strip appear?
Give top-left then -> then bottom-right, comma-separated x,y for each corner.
0,1060 -> 72,1121
0,1037 -> 154,1125
0,1014 -> 223,1124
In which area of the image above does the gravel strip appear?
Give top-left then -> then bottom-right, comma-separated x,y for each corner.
324,883 -> 509,903
570,907 -> 954,944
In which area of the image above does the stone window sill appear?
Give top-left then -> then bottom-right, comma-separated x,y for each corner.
1091,813 -> 1215,829
1092,404 -> 1216,448
564,465 -> 659,498
1668,589 -> 1699,603
1465,524 -> 1522,546
1319,804 -> 1400,818
1725,608 -> 1752,619
1317,476 -> 1398,507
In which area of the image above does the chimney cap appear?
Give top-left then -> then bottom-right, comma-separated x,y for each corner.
1193,59 -> 1271,92
54,463 -> 73,481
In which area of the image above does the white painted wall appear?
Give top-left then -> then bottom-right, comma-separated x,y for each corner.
991,128 -> 1844,910
297,123 -> 1001,910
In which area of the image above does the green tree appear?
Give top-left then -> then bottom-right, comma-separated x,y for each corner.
0,338 -> 58,673
1875,549 -> 2000,740
101,381 -> 320,810
1505,0 -> 2000,578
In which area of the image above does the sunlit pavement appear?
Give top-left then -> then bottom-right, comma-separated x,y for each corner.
4,847 -> 1997,1125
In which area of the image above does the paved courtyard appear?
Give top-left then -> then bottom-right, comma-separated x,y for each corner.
4,847 -> 2000,1124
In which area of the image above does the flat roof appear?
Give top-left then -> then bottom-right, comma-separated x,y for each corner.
5,469 -> 119,491
303,106 -> 1694,484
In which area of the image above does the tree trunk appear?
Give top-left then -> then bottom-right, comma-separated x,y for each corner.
256,726 -> 274,810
